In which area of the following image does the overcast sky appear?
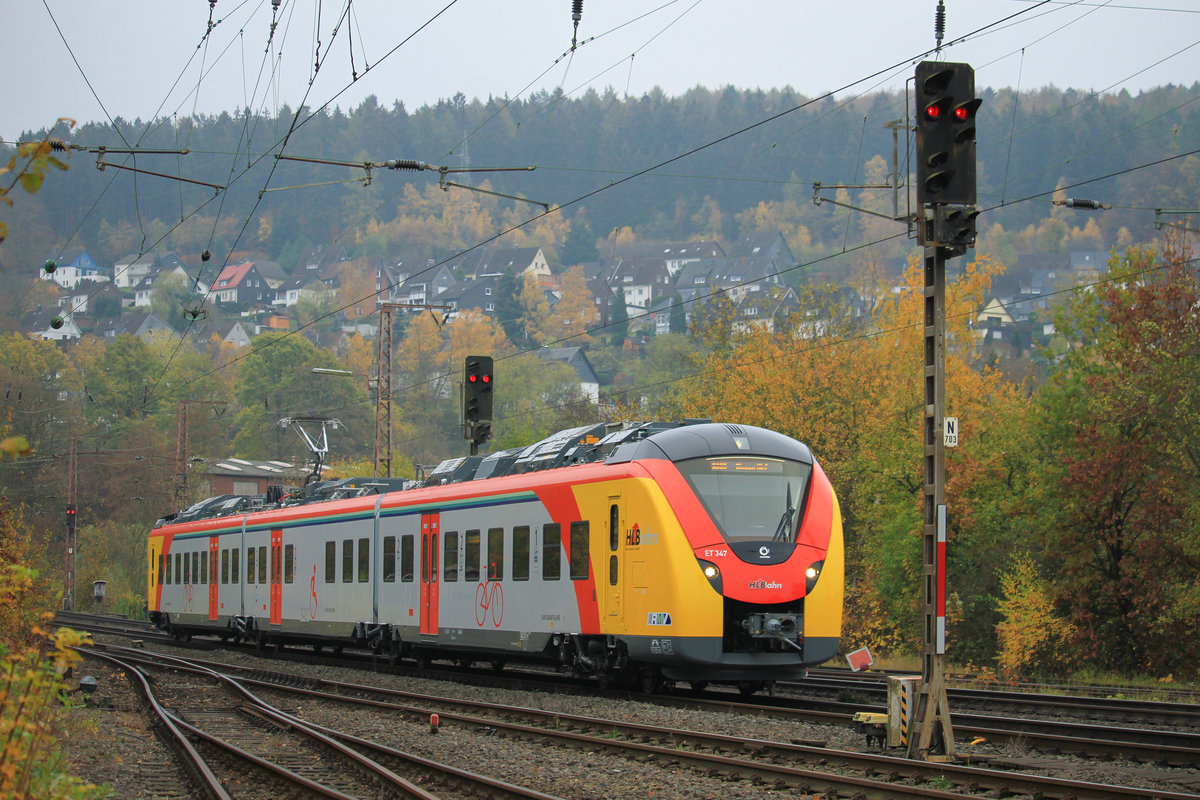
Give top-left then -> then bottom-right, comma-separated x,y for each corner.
5,1 -> 1198,140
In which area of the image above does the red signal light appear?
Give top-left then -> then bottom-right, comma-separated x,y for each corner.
481,375 -> 490,383
468,375 -> 477,383
925,103 -> 942,120
954,106 -> 969,121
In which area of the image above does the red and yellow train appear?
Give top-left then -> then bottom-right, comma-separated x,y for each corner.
148,420 -> 843,691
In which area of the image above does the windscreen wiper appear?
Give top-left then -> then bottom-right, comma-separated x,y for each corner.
772,484 -> 795,542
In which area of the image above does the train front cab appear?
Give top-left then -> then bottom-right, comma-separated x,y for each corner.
589,424 -> 844,685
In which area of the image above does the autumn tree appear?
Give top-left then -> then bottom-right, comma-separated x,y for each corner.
544,266 -> 598,346
1026,235 -> 1200,673
518,272 -> 552,345
490,352 -> 596,450
231,332 -> 371,463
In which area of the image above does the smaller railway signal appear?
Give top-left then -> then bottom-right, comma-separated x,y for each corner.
464,355 -> 494,449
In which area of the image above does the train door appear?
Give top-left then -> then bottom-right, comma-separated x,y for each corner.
419,513 -> 439,636
606,497 -> 624,628
208,537 -> 219,620
269,529 -> 282,625
148,536 -> 163,610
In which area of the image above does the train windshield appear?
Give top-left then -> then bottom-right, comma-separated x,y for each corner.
676,456 -> 811,542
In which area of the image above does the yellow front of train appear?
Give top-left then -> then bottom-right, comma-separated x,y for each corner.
576,422 -> 843,687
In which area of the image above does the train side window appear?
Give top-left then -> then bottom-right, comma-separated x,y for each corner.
402,534 -> 415,582
487,527 -> 504,581
258,545 -> 267,584
609,555 -> 618,586
442,532 -> 457,582
542,523 -> 561,581
221,549 -> 229,585
165,553 -> 172,585
158,554 -> 164,586
342,539 -> 353,583
358,538 -> 369,582
195,552 -> 201,584
184,552 -> 191,585
513,526 -> 530,581
464,529 -> 481,582
284,544 -> 295,584
383,536 -> 396,583
247,547 -> 256,584
231,548 -> 239,583
200,551 -> 208,585
175,553 -> 181,584
610,504 -> 619,551
570,521 -> 590,581
325,541 -> 335,583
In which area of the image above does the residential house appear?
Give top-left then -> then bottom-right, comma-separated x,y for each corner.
249,259 -> 287,290
274,272 -> 331,308
708,255 -> 784,303
41,248 -> 105,290
132,265 -> 205,308
727,232 -> 794,267
439,276 -> 500,317
382,261 -> 457,309
93,310 -> 178,341
295,245 -> 349,278
615,240 -> 724,279
733,286 -> 800,333
452,246 -> 550,281
540,347 -> 600,404
111,252 -> 159,289
609,257 -> 674,314
188,319 -> 253,348
60,278 -> 122,316
22,306 -> 82,341
212,262 -> 272,307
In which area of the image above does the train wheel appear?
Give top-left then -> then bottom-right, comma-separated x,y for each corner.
416,653 -> 431,668
737,680 -> 764,696
689,680 -> 709,693
387,644 -> 402,666
273,638 -> 283,654
332,645 -> 343,656
596,673 -> 612,690
639,668 -> 662,694
312,643 -> 323,655
490,660 -> 505,673
254,631 -> 267,653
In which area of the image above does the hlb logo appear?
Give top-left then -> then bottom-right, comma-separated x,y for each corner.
749,580 -> 783,590
625,524 -> 641,546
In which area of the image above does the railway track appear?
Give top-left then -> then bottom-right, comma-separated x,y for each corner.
794,668 -> 1200,730
62,613 -> 1200,796
84,642 -> 1200,800
81,645 -> 562,800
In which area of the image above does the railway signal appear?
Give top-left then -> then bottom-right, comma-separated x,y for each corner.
915,60 -> 980,208
463,355 -> 494,449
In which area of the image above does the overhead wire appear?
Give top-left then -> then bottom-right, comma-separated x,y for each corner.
68,0 -> 1102,419
26,0 -> 1194,438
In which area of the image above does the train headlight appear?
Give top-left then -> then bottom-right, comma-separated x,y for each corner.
805,560 -> 824,594
697,559 -> 722,594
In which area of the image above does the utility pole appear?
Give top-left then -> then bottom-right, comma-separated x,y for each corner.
63,436 -> 78,611
175,399 -> 226,510
375,301 -> 451,476
376,304 -> 394,478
